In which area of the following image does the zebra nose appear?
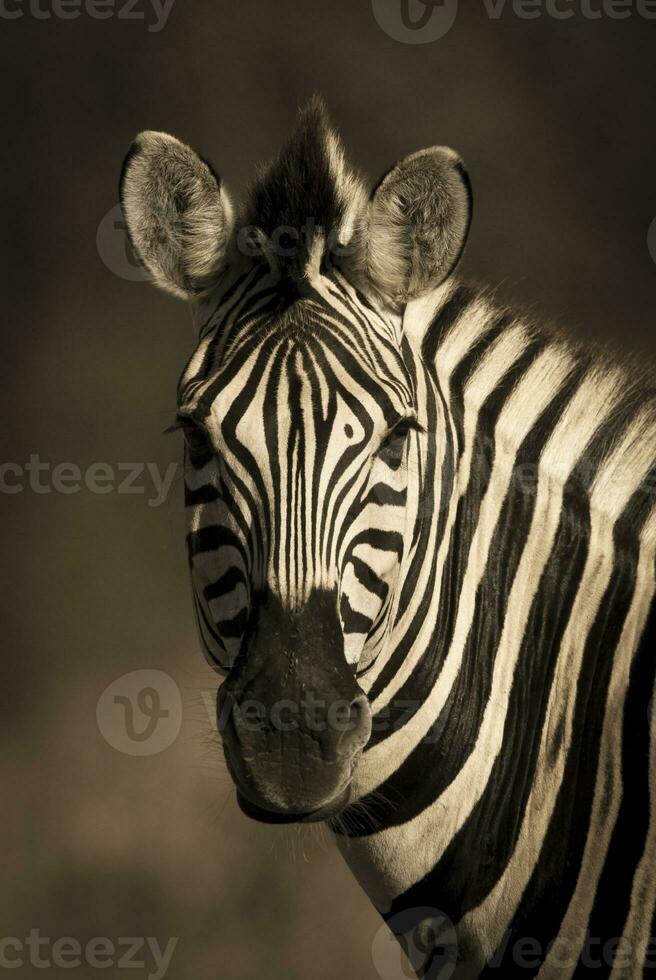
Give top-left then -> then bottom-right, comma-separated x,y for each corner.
337,694 -> 372,758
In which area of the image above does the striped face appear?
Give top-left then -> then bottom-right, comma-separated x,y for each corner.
179,268 -> 420,678
120,98 -> 471,820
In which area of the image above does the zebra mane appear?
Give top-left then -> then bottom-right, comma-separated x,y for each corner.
413,280 -> 656,543
244,96 -> 367,283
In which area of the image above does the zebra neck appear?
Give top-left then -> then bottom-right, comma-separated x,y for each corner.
334,283 -> 656,935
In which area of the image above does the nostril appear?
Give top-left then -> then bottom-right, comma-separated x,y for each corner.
337,694 -> 372,757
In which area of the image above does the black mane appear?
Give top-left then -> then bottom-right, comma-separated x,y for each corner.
244,96 -> 364,280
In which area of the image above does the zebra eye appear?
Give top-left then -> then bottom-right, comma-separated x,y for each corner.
376,417 -> 420,467
181,420 -> 212,462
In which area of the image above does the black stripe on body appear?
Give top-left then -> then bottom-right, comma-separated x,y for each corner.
421,285 -> 478,366
569,469 -> 656,978
476,546 -> 640,976
366,340 -> 546,715
382,461 -> 592,931
447,310 -> 516,460
342,363 -> 583,835
569,610 -> 655,979
477,476 -> 655,976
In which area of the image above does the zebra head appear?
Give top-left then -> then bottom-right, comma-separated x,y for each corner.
120,98 -> 471,822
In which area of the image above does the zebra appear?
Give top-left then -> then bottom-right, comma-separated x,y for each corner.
120,97 -> 656,978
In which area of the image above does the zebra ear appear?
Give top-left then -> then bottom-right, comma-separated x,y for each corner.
366,147 -> 472,308
119,131 -> 234,300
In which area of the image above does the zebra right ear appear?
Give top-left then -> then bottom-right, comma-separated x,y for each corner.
119,131 -> 234,300
365,147 -> 472,309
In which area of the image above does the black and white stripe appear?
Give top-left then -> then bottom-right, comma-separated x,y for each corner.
334,281 -> 656,979
180,265 -> 419,673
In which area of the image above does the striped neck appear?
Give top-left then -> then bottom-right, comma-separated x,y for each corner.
333,281 -> 656,947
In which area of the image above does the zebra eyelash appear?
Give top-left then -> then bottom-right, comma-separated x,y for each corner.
382,416 -> 425,442
373,415 -> 425,464
164,415 -> 214,460
164,412 -> 206,434
398,416 -> 425,434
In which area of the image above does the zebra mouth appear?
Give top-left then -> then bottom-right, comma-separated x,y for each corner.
236,786 -> 351,824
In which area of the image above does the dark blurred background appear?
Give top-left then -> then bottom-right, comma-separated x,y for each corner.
2,2 -> 656,977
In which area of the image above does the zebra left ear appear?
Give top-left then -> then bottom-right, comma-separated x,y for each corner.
119,131 -> 234,299
366,147 -> 472,308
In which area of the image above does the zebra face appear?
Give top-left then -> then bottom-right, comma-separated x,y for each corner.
120,97 -> 471,820
181,276 -> 418,671
177,277 -> 421,819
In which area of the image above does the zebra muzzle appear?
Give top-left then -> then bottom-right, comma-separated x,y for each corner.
215,590 -> 373,821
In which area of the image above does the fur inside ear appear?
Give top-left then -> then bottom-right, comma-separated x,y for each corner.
366,147 -> 472,308
119,131 -> 234,299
